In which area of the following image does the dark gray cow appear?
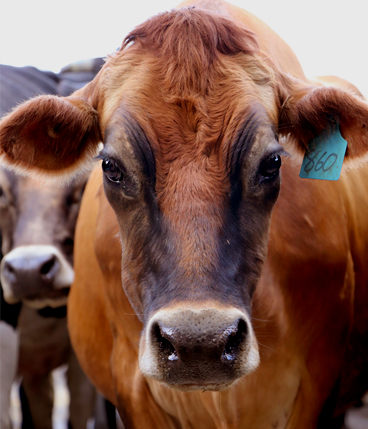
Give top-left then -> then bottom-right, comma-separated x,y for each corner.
0,60 -> 103,429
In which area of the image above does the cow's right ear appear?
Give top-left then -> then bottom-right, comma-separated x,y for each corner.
0,95 -> 101,175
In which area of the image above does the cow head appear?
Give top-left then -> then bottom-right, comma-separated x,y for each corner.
1,8 -> 368,390
0,167 -> 87,308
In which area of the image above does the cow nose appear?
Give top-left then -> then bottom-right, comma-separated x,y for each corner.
152,318 -> 248,364
0,245 -> 74,305
3,253 -> 59,285
141,307 -> 259,390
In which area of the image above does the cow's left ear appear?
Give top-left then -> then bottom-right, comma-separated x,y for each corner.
278,77 -> 368,162
0,95 -> 101,175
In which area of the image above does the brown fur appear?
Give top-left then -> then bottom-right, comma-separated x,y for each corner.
279,82 -> 368,157
2,1 -> 368,427
122,7 -> 259,97
99,9 -> 280,212
0,96 -> 101,175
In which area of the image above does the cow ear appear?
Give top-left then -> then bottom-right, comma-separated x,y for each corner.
0,95 -> 101,175
278,76 -> 368,164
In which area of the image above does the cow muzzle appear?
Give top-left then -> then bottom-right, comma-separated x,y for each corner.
0,245 -> 74,308
139,305 -> 259,391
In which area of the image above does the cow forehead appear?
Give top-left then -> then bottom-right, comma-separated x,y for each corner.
0,168 -> 87,218
7,175 -> 64,207
96,8 -> 279,132
100,49 -> 278,133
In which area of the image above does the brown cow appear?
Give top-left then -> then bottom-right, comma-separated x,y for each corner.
1,1 -> 368,427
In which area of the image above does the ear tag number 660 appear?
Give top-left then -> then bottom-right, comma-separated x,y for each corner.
299,122 -> 347,181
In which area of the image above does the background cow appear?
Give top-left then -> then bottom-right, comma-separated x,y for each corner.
1,1 -> 368,428
0,60 -> 104,429
1,263 -> 21,428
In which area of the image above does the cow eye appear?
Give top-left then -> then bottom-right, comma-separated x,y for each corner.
0,185 -> 9,207
260,154 -> 281,179
102,158 -> 125,183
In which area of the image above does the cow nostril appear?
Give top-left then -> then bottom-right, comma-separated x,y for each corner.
4,261 -> 15,274
222,319 -> 248,362
3,261 -> 17,282
153,323 -> 178,362
40,255 -> 57,276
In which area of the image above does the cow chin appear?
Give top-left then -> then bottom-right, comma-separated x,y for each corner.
139,304 -> 260,391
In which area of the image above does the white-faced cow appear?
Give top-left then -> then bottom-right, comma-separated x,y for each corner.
1,1 -> 368,428
0,62 -> 103,429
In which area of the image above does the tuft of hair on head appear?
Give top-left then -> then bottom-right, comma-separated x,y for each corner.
123,7 -> 259,58
120,7 -> 259,97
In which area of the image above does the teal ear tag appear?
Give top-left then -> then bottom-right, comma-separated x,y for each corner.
299,122 -> 347,181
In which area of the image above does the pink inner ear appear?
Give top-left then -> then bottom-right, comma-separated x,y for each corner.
0,95 -> 101,174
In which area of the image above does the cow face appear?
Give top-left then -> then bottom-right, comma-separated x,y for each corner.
1,8 -> 368,391
0,167 -> 87,308
99,108 -> 280,388
93,11 -> 289,389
